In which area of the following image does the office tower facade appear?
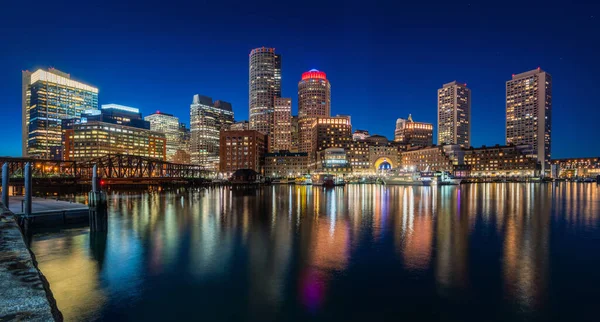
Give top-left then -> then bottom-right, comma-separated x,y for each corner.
290,116 -> 299,152
144,112 -> 181,161
506,68 -> 552,175
437,81 -> 471,147
62,106 -> 166,160
249,47 -> 281,134
272,97 -> 292,152
395,114 -> 433,147
190,94 -> 234,170
219,130 -> 267,175
22,68 -> 98,159
298,69 -> 331,154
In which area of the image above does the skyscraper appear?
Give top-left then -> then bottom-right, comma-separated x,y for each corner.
249,47 -> 281,134
298,69 -> 331,154
506,68 -> 552,175
190,94 -> 234,170
395,114 -> 433,147
22,68 -> 98,159
272,97 -> 292,152
144,112 -> 181,162
437,81 -> 471,147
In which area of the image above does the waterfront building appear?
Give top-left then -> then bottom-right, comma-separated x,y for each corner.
219,130 -> 267,175
264,151 -> 309,178
506,68 -> 552,176
316,148 -> 352,173
144,112 -> 181,161
290,116 -> 299,152
249,47 -> 281,134
298,69 -> 331,154
551,157 -> 600,179
62,107 -> 166,160
311,115 -> 352,166
464,144 -> 538,177
347,141 -> 371,173
395,114 -> 433,147
347,137 -> 401,173
352,130 -> 370,141
400,145 -> 464,173
231,120 -> 250,131
438,81 -> 471,147
22,68 -> 99,159
272,98 -> 292,152
190,94 -> 234,170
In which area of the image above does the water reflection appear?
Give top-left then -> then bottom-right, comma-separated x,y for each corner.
29,183 -> 600,321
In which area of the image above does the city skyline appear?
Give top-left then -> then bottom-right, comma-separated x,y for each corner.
1,1 -> 599,158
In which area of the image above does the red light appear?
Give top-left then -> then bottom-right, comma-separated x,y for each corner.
301,70 -> 327,81
156,110 -> 160,114
100,180 -> 105,186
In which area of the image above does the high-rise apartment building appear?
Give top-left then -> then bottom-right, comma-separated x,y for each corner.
144,112 -> 181,161
190,94 -> 234,170
22,68 -> 98,159
395,114 -> 433,147
438,81 -> 471,147
249,47 -> 281,134
272,97 -> 292,152
506,68 -> 552,175
298,69 -> 331,154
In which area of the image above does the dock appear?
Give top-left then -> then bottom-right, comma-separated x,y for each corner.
8,196 -> 89,226
0,203 -> 62,321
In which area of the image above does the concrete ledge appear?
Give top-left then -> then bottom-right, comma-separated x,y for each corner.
0,203 -> 63,321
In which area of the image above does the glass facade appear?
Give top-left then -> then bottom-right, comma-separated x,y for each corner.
145,112 -> 182,161
65,122 -> 166,160
190,95 -> 234,170
23,68 -> 98,159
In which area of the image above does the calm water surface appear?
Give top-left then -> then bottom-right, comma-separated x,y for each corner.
31,183 -> 600,321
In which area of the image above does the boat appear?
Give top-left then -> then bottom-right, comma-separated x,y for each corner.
420,171 -> 462,185
382,169 -> 430,186
295,174 -> 313,185
313,174 -> 335,187
271,178 -> 289,184
333,176 -> 346,186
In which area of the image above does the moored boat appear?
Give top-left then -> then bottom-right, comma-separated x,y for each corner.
420,171 -> 462,185
382,169 -> 430,186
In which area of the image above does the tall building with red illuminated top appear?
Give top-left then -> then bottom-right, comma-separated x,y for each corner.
249,47 -> 281,135
298,69 -> 331,154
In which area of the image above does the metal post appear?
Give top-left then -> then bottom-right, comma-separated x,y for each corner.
24,162 -> 32,217
92,164 -> 98,193
2,163 -> 8,208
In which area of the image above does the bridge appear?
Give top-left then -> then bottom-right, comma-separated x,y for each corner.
0,154 -> 212,185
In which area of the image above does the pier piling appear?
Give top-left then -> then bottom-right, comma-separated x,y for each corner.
89,164 -> 108,231
2,163 -> 8,208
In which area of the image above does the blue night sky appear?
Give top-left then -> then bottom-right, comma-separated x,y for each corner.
0,0 -> 598,158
